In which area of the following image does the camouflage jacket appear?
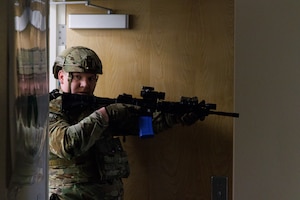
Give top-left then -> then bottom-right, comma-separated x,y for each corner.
49,93 -> 178,200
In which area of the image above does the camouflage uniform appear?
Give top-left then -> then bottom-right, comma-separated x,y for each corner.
49,46 -> 180,200
49,92 -> 177,200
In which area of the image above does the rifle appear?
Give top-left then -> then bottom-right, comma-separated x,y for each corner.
61,86 -> 239,138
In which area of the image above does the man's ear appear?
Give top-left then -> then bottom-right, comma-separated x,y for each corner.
57,70 -> 65,83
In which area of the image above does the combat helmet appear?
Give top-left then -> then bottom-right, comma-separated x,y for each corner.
53,46 -> 103,79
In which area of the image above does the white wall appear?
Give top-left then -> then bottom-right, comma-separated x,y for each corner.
234,0 -> 300,199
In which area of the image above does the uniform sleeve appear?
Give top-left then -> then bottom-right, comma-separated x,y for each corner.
49,101 -> 109,160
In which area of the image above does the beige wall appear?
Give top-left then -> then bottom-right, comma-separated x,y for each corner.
66,0 -> 234,199
234,0 -> 300,199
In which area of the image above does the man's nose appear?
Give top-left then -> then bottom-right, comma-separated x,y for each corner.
80,78 -> 89,87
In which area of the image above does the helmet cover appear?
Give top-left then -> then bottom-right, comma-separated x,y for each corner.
53,46 -> 102,79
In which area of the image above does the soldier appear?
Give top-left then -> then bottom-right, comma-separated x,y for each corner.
49,46 -> 198,200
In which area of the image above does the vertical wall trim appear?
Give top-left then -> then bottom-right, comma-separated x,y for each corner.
49,4 -> 66,91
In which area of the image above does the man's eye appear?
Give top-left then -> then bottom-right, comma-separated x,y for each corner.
73,75 -> 81,80
88,76 -> 97,82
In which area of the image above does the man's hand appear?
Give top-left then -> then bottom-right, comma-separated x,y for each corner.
103,103 -> 141,135
104,103 -> 140,123
179,100 -> 208,125
179,112 -> 200,125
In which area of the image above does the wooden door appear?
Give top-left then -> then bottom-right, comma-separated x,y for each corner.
67,0 -> 234,199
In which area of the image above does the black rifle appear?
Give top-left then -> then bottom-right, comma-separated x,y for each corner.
61,86 -> 239,137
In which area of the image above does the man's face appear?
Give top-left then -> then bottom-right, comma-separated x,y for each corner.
58,70 -> 98,95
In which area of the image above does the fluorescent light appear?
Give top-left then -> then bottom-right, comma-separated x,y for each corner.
68,14 -> 129,29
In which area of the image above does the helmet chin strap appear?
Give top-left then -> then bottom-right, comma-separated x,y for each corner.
67,72 -> 73,93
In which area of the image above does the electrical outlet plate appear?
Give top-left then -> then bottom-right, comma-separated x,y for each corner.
211,176 -> 228,200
